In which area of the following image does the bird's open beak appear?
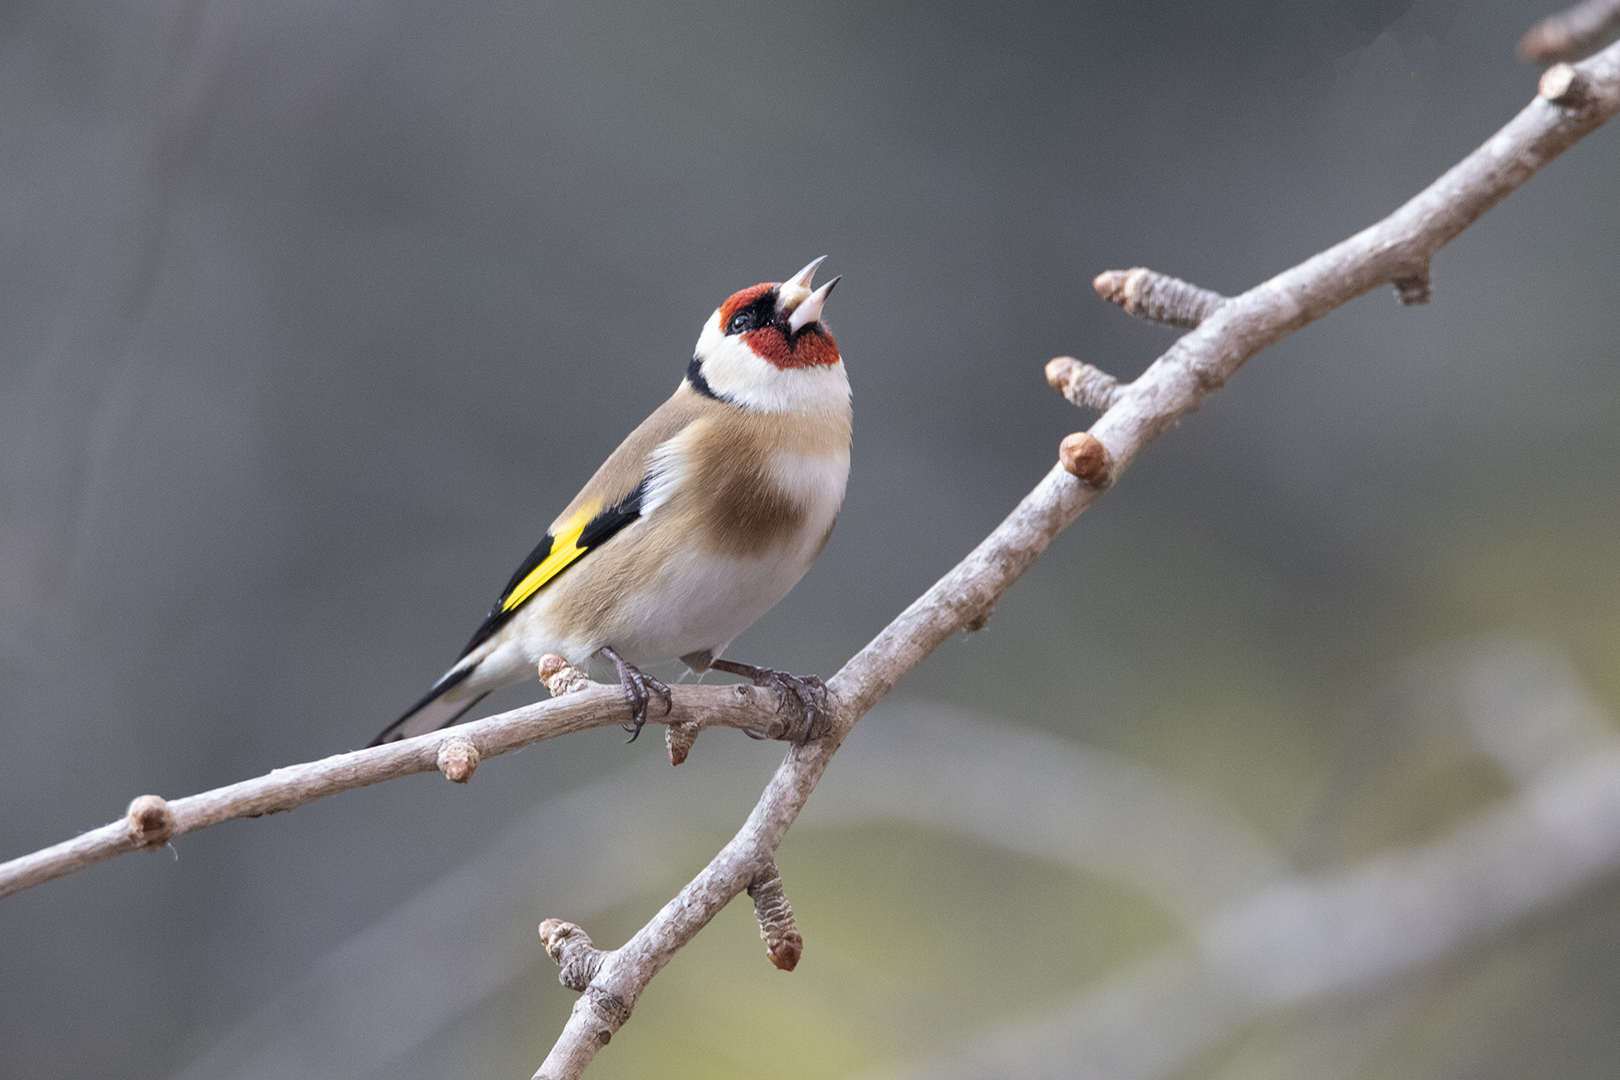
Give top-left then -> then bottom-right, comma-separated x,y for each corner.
788,276 -> 839,332
776,256 -> 827,314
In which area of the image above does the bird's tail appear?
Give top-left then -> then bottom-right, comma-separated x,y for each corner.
369,665 -> 489,746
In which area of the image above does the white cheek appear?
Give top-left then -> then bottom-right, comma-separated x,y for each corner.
694,314 -> 851,415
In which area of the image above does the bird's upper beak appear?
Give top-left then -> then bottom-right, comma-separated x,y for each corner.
786,255 -> 826,292
777,256 -> 839,332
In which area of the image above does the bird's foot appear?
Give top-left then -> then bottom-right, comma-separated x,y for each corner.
600,645 -> 672,742
708,659 -> 828,742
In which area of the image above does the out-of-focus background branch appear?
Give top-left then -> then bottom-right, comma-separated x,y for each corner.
2,1 -> 1618,1077
1520,0 -> 1620,60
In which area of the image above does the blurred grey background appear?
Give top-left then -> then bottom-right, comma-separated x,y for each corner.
2,0 -> 1619,1077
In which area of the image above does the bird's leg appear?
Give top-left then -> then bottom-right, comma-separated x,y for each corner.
599,645 -> 672,743
679,650 -> 763,740
707,659 -> 827,742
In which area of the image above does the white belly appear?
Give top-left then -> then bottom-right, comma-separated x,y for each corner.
610,547 -> 818,664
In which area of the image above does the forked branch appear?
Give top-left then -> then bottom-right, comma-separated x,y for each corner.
533,38 -> 1620,1080
0,25 -> 1615,1080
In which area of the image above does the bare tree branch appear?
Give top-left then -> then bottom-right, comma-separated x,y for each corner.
1,26 -> 1616,1080
1520,0 -> 1620,62
531,39 -> 1620,1080
165,705 -> 1281,1080
168,652 -> 1605,1080
0,681 -> 793,900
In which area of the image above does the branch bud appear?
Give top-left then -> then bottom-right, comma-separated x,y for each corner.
1093,267 -> 1226,328
747,862 -> 803,972
1059,431 -> 1113,488
1046,356 -> 1123,412
436,737 -> 480,783
538,654 -> 592,697
665,721 -> 700,766
1538,62 -> 1592,106
126,794 -> 175,850
1392,266 -> 1432,306
539,918 -> 607,992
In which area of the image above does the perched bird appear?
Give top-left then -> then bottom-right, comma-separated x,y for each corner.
371,258 -> 849,746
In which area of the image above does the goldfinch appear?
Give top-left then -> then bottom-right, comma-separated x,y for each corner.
371,258 -> 849,746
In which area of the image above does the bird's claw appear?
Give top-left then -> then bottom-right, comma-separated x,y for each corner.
710,660 -> 827,742
600,646 -> 672,743
620,671 -> 673,743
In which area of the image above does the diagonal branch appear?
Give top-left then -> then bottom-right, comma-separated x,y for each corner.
532,38 -> 1620,1080
0,27 -> 1615,1080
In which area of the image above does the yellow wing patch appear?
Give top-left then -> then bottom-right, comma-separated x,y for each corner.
500,500 -> 601,613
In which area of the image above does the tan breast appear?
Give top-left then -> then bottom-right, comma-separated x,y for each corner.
674,405 -> 850,559
509,382 -> 850,663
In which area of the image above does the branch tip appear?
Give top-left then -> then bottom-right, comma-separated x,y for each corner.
539,654 -> 593,697
539,919 -> 607,992
1046,356 -> 1124,412
665,721 -> 701,766
1539,62 -> 1593,105
1092,267 -> 1227,328
125,794 -> 174,850
436,737 -> 480,783
1393,267 -> 1433,306
748,863 -> 803,972
1059,431 -> 1113,488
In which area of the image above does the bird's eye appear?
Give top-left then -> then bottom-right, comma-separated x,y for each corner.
718,285 -> 777,336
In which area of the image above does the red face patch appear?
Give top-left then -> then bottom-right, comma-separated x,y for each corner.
744,326 -> 839,369
741,326 -> 791,366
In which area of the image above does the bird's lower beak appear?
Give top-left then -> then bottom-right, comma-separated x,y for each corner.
788,276 -> 839,332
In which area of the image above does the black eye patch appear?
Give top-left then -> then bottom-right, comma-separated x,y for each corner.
725,293 -> 777,336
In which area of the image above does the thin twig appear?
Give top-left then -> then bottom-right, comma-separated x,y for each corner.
1045,356 -> 1124,412
1091,268 -> 1228,328
0,681 -> 791,901
746,861 -> 803,972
